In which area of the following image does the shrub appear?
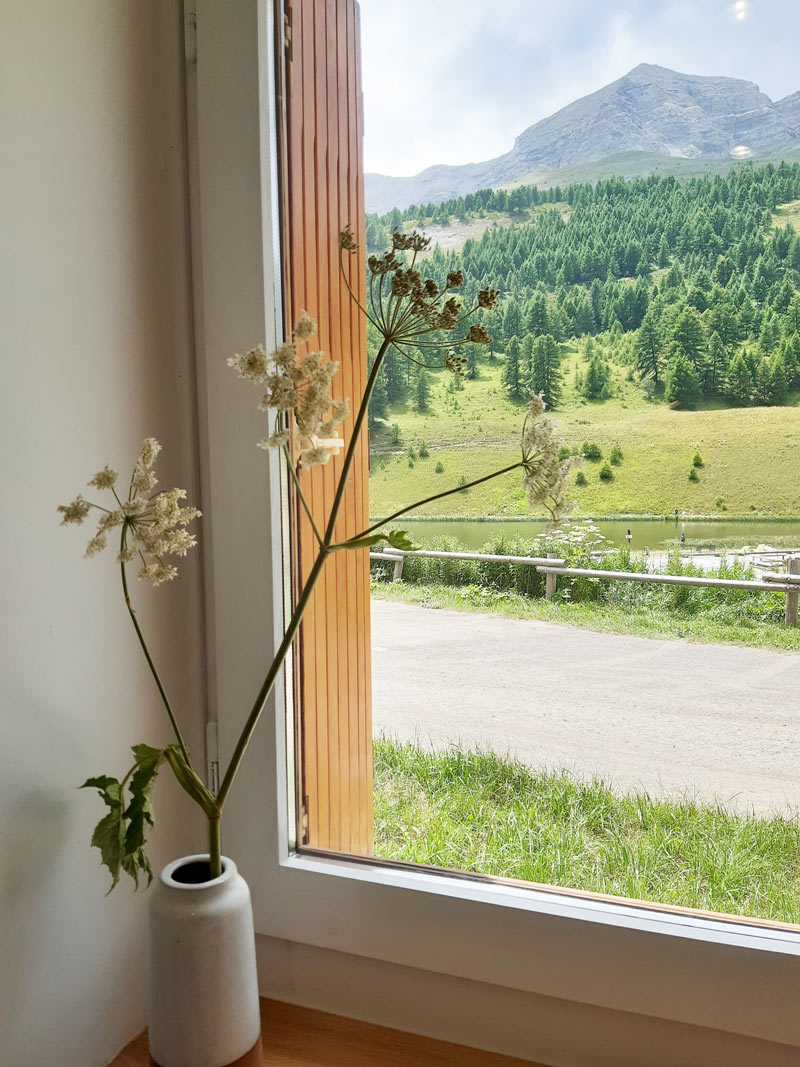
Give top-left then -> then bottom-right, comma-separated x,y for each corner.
418,441 -> 429,458
692,451 -> 704,468
457,474 -> 469,492
575,470 -> 588,487
582,441 -> 602,461
407,446 -> 417,461
599,463 -> 614,481
558,444 -> 572,461
389,423 -> 402,447
435,461 -> 444,474
609,443 -> 623,466
688,467 -> 699,482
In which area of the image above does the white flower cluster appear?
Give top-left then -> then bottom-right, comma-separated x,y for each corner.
520,393 -> 578,523
227,313 -> 348,468
58,438 -> 201,586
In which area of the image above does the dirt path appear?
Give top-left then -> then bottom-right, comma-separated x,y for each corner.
371,600 -> 800,817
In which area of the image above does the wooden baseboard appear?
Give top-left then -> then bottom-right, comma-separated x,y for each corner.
109,997 -> 542,1066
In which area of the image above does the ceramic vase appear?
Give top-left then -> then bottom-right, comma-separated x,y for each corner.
148,854 -> 263,1067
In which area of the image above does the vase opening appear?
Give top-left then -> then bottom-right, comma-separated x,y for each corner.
171,858 -> 228,885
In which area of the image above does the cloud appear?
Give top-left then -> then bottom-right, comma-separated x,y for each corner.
359,0 -> 797,176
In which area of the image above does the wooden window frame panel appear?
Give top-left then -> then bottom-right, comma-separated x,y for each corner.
188,0 -> 800,1056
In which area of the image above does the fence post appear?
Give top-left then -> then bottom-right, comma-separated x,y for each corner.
392,554 -> 405,583
544,552 -> 558,600
786,556 -> 800,626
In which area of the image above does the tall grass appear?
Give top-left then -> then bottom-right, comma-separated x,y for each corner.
374,739 -> 800,924
371,533 -> 789,628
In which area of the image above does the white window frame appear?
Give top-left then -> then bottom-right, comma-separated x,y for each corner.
189,0 -> 800,1051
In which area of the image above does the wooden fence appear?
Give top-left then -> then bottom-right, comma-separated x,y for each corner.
370,550 -> 800,626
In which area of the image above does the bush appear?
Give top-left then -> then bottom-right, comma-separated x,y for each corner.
418,441 -> 429,458
457,474 -> 469,492
599,463 -> 614,481
575,470 -> 588,486
407,446 -> 416,461
435,461 -> 444,473
389,423 -> 402,447
582,441 -> 602,461
688,467 -> 699,482
558,444 -> 572,461
609,443 -> 623,466
692,451 -> 704,468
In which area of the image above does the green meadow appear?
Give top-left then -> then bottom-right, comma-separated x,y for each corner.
368,353 -> 800,519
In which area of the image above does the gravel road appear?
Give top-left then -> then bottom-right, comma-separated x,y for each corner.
371,600 -> 800,816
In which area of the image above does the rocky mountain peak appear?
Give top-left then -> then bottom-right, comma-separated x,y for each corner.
365,66 -> 800,215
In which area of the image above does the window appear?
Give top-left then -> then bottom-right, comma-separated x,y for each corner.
189,0 -> 800,1054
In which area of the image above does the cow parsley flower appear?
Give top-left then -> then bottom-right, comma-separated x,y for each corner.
58,439 -> 200,586
88,466 -> 118,490
58,496 -> 91,525
520,393 -> 578,522
229,315 -> 349,467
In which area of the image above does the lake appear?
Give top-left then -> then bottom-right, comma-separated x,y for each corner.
392,518 -> 800,552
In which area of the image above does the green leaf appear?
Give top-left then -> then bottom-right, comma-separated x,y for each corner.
386,529 -> 416,551
346,528 -> 417,552
81,777 -> 125,891
124,745 -> 167,861
81,745 -> 168,893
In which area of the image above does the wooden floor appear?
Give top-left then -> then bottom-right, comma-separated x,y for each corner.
110,997 -> 541,1066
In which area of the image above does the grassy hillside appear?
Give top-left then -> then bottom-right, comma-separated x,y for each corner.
503,148 -> 800,195
368,353 -> 800,518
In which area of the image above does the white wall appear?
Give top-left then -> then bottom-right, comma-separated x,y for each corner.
0,3 -> 206,1064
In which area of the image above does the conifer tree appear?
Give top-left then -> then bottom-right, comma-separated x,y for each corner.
582,354 -> 608,399
672,307 -> 707,368
502,301 -> 523,344
531,335 -> 562,408
520,335 -> 534,386
525,292 -> 549,336
664,350 -> 701,408
706,331 -> 727,395
465,343 -> 479,381
414,367 -> 430,412
634,307 -> 663,384
726,352 -> 753,404
768,353 -> 789,405
754,358 -> 772,405
502,336 -> 522,400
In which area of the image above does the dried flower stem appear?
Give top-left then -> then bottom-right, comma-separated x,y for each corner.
119,528 -> 191,766
283,444 -> 323,547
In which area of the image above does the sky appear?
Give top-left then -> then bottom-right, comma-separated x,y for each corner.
359,0 -> 799,176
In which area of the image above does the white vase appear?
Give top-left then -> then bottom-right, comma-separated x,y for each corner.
148,854 -> 263,1067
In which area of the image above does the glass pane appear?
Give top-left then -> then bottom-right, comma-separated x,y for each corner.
359,0 -> 800,925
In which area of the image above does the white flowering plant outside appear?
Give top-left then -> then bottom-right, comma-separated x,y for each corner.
61,228 -> 575,889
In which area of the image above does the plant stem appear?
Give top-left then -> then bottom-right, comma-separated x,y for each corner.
208,816 -> 221,878
119,533 -> 191,766
216,337 -> 392,811
345,460 -> 523,544
215,545 -> 329,809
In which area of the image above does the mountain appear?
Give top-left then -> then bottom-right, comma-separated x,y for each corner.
365,64 -> 800,214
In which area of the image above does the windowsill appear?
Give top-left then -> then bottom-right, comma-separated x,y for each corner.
109,997 -> 538,1066
290,847 -> 800,954
244,846 -> 800,1048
